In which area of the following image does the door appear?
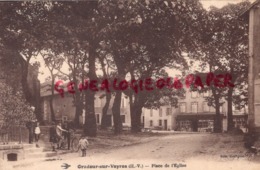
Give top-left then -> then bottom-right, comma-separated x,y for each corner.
164,120 -> 167,130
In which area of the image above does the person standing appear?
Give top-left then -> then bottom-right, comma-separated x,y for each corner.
56,122 -> 68,149
26,119 -> 36,144
63,122 -> 70,150
78,135 -> 89,157
34,122 -> 41,148
49,122 -> 58,151
65,121 -> 75,150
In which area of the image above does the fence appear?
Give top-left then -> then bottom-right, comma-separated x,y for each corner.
0,126 -> 28,144
0,125 -> 82,145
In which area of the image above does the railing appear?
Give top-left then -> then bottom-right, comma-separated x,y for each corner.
0,126 -> 28,144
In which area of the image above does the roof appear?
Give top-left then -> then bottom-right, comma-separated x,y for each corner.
40,81 -> 66,97
240,0 -> 260,17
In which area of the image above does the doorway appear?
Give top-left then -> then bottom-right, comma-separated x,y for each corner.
164,120 -> 167,130
7,153 -> 17,161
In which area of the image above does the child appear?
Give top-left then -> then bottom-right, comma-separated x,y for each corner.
78,135 -> 89,157
34,122 -> 41,148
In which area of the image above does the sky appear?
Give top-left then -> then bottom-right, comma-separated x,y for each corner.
201,0 -> 247,9
36,0 -> 255,83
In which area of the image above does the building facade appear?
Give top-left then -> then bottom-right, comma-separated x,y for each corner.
41,81 -> 248,131
143,89 -> 248,132
40,82 -> 131,127
242,0 -> 260,133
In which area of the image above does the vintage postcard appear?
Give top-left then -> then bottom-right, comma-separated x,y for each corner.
0,0 -> 260,170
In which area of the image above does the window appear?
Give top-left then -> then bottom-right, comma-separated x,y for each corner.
203,102 -> 209,112
159,108 -> 162,117
150,120 -> 153,127
235,106 -> 241,111
198,120 -> 209,128
120,115 -> 125,123
150,109 -> 153,117
191,91 -> 198,98
179,120 -> 191,131
159,120 -> 162,126
203,91 -> 209,97
179,103 -> 186,113
166,108 -> 171,116
62,116 -> 68,123
191,102 -> 198,113
96,114 -> 100,124
180,91 -> 186,98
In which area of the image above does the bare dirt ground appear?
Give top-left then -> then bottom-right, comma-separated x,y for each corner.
9,132 -> 260,170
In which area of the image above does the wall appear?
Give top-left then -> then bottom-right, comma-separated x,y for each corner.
249,4 -> 260,128
143,106 -> 174,130
41,91 -> 131,127
143,89 -> 229,131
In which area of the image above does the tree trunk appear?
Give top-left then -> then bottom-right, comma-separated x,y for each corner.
214,95 -> 222,133
211,87 -> 222,133
130,94 -> 137,133
131,97 -> 143,133
111,67 -> 125,134
112,90 -> 122,135
20,58 -> 33,104
50,75 -> 56,122
227,88 -> 234,131
84,90 -> 97,136
73,74 -> 83,128
83,43 -> 97,137
49,97 -> 56,122
74,93 -> 82,128
33,79 -> 42,122
135,105 -> 143,132
99,55 -> 111,130
101,93 -> 111,129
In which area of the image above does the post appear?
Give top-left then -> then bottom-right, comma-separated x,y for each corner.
19,126 -> 22,144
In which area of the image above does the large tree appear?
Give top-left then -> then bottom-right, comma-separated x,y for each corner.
0,81 -> 35,131
101,0 -> 205,133
0,1 -> 47,121
194,2 -> 250,132
209,2 -> 249,131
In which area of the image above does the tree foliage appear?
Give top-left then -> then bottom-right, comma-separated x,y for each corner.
192,1 -> 250,132
0,0 -> 251,135
0,81 -> 35,131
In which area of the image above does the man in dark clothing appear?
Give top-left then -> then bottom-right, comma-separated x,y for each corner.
49,122 -> 58,151
26,120 -> 36,144
65,121 -> 75,150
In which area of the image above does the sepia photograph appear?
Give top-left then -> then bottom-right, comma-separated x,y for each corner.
0,0 -> 260,169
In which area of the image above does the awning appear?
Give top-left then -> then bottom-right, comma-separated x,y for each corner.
176,113 -> 225,121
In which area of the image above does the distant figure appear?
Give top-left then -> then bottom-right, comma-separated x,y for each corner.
78,135 -> 89,157
26,119 -> 36,144
34,122 -> 41,148
49,122 -> 58,151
